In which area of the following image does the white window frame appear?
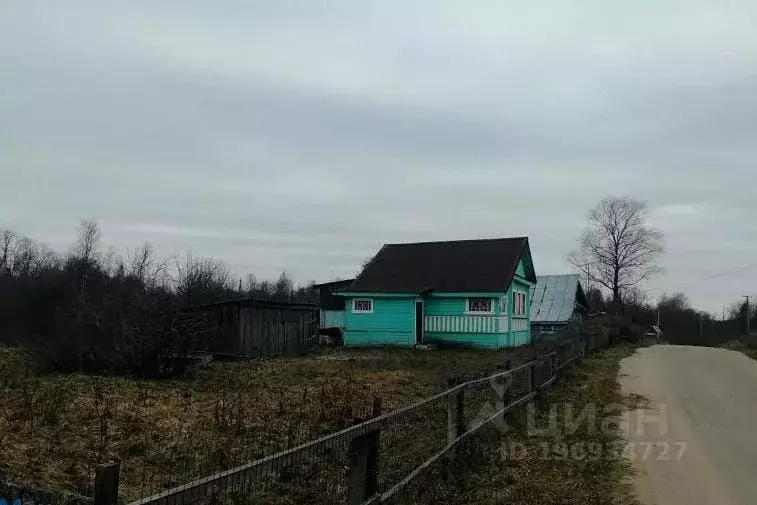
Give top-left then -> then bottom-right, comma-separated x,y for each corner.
512,291 -> 527,316
352,298 -> 374,314
466,297 -> 494,315
500,295 -> 508,314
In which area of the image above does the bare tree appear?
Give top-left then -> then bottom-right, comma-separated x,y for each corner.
568,196 -> 664,310
13,237 -> 40,276
127,242 -> 167,288
174,253 -> 232,305
244,273 -> 258,293
1,229 -> 16,273
274,271 -> 293,301
74,219 -> 101,264
622,287 -> 648,308
71,219 -> 102,295
101,246 -> 123,278
658,292 -> 689,312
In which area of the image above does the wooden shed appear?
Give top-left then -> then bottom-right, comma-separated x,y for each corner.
183,298 -> 319,358
529,274 -> 589,339
313,279 -> 354,332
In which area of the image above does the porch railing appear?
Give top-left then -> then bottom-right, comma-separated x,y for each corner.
424,315 -> 508,334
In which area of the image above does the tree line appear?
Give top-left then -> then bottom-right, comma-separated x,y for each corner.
0,220 -> 318,377
570,196 -> 751,346
587,287 -> 744,346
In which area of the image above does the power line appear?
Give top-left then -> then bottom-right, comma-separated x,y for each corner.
701,262 -> 757,281
744,296 -> 751,335
645,261 -> 757,295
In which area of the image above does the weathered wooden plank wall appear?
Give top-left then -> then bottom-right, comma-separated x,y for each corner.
187,301 -> 319,358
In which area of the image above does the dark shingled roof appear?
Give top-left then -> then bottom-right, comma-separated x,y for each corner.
343,237 -> 534,293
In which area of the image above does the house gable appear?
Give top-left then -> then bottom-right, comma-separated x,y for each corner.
516,260 -> 526,278
514,245 -> 537,284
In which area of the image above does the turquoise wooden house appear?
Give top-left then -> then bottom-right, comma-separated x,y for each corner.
337,237 -> 536,349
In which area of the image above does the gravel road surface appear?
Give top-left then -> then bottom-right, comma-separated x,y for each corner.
620,345 -> 757,505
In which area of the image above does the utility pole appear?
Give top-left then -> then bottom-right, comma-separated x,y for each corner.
586,264 -> 591,294
581,263 -> 591,293
699,313 -> 703,339
744,296 -> 751,335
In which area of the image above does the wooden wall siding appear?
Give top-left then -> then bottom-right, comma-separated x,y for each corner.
508,274 -> 533,347
342,297 -> 415,347
239,306 -> 318,357
424,315 -> 507,333
512,318 -> 528,331
201,303 -> 318,358
320,309 -> 345,329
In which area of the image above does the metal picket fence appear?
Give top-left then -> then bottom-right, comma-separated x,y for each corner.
117,333 -> 600,505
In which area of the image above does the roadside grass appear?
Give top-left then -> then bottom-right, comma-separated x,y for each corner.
0,346 -> 521,502
722,338 -> 757,361
396,345 -> 641,505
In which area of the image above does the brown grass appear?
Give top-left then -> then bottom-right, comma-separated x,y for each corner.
0,346 -> 518,502
721,338 -> 757,361
383,345 -> 641,505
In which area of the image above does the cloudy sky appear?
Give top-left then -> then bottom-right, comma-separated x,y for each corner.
2,1 -> 756,313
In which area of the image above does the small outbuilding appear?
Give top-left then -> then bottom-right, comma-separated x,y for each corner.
313,279 -> 354,333
181,298 -> 319,358
529,274 -> 589,338
336,237 -> 537,349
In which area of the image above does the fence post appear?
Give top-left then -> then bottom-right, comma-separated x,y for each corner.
552,352 -> 558,379
347,397 -> 382,505
456,387 -> 466,438
529,361 -> 537,395
367,397 -> 381,496
446,388 -> 457,445
94,460 -> 120,505
499,361 -> 511,424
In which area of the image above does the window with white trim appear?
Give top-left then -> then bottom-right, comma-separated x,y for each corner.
466,297 -> 493,314
513,291 -> 527,316
352,298 -> 374,313
499,296 -> 508,314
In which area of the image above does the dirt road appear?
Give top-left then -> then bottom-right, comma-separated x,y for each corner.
620,345 -> 757,505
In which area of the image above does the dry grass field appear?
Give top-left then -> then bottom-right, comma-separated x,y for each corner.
0,346 -> 518,502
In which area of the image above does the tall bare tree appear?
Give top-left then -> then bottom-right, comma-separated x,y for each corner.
174,253 -> 232,305
1,230 -> 16,273
71,219 -> 102,295
568,196 -> 664,310
74,219 -> 101,264
127,242 -> 167,288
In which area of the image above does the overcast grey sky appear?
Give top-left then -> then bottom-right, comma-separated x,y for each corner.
2,1 -> 756,313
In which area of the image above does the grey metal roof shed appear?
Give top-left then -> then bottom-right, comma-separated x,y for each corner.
530,274 -> 589,324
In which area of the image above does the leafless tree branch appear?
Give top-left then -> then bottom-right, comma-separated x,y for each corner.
567,196 -> 664,311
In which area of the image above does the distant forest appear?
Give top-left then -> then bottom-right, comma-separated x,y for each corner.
585,285 -> 750,347
0,220 -> 318,377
